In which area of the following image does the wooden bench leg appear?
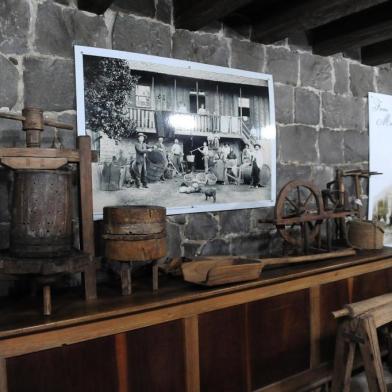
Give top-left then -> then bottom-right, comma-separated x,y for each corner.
0,358 -> 7,392
120,262 -> 132,296
331,320 -> 356,392
152,260 -> 158,291
43,285 -> 52,316
84,260 -> 97,301
358,315 -> 388,392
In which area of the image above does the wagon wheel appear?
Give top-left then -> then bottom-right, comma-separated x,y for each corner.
275,180 -> 324,247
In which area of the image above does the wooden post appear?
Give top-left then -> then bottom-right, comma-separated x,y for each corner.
331,320 -> 356,392
78,136 -> 97,300
310,286 -> 321,368
43,285 -> 52,316
358,315 -> 387,392
183,316 -> 200,392
152,260 -> 159,291
0,358 -> 7,392
120,263 -> 132,296
115,333 -> 128,392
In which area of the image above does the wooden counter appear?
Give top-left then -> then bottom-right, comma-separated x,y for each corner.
1,249 -> 392,391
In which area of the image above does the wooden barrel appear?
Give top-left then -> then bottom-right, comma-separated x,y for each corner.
348,220 -> 384,249
103,205 -> 166,261
146,150 -> 165,182
10,170 -> 73,257
241,164 -> 252,184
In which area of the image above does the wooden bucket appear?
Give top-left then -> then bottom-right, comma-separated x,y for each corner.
103,205 -> 167,261
348,220 -> 384,250
10,170 -> 73,257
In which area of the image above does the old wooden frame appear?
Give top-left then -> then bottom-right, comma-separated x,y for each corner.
1,252 -> 392,391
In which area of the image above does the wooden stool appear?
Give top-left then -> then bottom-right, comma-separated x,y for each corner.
331,293 -> 392,392
103,206 -> 166,295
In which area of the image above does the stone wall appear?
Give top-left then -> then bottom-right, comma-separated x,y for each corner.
1,0 -> 392,265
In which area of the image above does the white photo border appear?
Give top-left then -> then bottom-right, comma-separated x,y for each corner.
74,45 -> 277,218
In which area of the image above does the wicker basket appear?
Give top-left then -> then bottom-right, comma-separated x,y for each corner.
348,220 -> 384,250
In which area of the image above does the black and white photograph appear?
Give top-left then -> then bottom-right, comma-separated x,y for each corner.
75,46 -> 276,216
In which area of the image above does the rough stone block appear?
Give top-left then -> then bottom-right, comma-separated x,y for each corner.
322,93 -> 364,130
0,55 -> 19,109
250,207 -> 274,231
183,241 -> 203,258
231,39 -> 264,72
279,125 -> 318,163
230,233 -> 269,256
349,64 -> 375,98
34,2 -> 108,58
300,53 -> 332,91
58,112 -> 77,149
156,0 -> 172,24
113,0 -> 155,17
200,21 -> 222,35
0,222 -> 10,249
0,0 -> 30,54
265,46 -> 299,86
113,14 -> 171,57
167,214 -> 186,225
0,168 -> 11,222
310,165 -> 335,192
376,66 -> 392,95
274,83 -> 294,124
184,213 -> 218,240
0,118 -> 24,147
172,30 -> 230,66
24,57 -> 75,112
333,57 -> 349,95
199,239 -> 230,256
319,128 -> 344,164
223,25 -> 251,40
344,130 -> 369,163
166,221 -> 182,258
220,209 -> 251,235
276,163 -> 312,192
295,88 -> 320,125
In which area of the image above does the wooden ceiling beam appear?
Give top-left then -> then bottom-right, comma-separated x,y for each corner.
77,0 -> 114,15
312,2 -> 392,56
174,0 -> 254,30
362,39 -> 392,66
251,0 -> 388,44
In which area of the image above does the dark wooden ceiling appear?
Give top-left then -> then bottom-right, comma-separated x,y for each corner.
77,0 -> 392,65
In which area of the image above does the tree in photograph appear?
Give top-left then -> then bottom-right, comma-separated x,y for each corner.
84,56 -> 140,140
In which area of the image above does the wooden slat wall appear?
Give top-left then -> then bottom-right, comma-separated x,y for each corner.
5,268 -> 392,392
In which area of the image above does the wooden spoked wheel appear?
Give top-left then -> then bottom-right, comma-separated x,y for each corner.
275,180 -> 324,247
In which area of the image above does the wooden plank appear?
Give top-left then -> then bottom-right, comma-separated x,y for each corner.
0,157 -> 68,170
0,148 -> 79,161
2,258 -> 392,357
312,1 -> 392,56
175,0 -> 253,30
252,0 -> 388,43
0,358 -> 7,392
310,286 -> 321,368
183,316 -> 200,392
1,253 -> 392,341
243,304 -> 252,392
115,333 -> 128,392
362,38 -> 392,66
78,136 -> 97,301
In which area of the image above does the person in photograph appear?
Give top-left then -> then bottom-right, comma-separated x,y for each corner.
222,143 -> 230,160
242,144 -> 252,163
197,141 -> 209,173
117,149 -> 127,188
133,133 -> 152,189
171,138 -> 183,172
198,104 -> 207,115
251,143 -> 263,188
155,136 -> 168,181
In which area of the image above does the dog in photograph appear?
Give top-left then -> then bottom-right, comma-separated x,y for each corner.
204,187 -> 216,203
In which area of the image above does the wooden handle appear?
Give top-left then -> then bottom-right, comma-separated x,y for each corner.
261,248 -> 356,267
0,112 -> 25,122
44,119 -> 74,130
